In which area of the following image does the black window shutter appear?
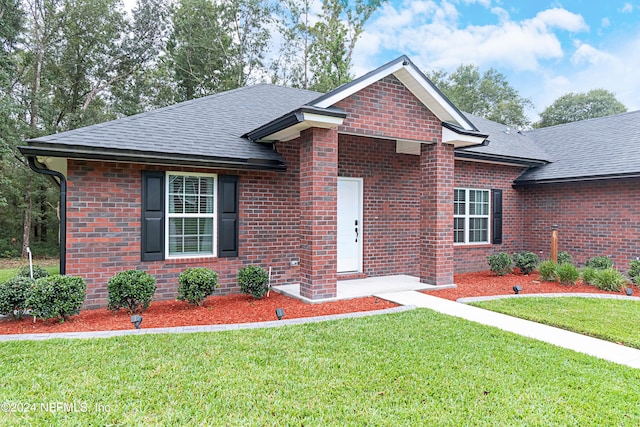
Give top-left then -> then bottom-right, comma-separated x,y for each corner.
141,171 -> 165,261
218,175 -> 239,257
492,189 -> 503,245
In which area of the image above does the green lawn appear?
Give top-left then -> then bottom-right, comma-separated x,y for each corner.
1,309 -> 639,426
471,296 -> 640,349
0,264 -> 59,282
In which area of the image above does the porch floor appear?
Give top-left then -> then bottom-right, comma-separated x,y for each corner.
272,275 -> 456,304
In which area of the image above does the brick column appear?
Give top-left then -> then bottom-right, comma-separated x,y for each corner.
299,127 -> 338,299
420,142 -> 455,285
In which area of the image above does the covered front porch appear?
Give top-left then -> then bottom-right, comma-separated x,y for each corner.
273,275 -> 456,303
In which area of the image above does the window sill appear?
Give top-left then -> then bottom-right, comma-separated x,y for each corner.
454,243 -> 493,249
165,256 -> 218,265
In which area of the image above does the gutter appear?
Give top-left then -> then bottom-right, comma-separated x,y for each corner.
455,150 -> 549,167
27,156 -> 66,275
513,172 -> 640,188
19,145 -> 287,172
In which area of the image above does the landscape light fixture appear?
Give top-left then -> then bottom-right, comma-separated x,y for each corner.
626,287 -> 634,296
513,285 -> 522,295
275,308 -> 285,320
131,314 -> 143,329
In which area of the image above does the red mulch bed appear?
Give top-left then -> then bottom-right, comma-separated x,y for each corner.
1,270 -> 636,335
431,270 -> 639,301
0,293 -> 397,335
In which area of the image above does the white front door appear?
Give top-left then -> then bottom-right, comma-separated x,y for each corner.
337,178 -> 363,273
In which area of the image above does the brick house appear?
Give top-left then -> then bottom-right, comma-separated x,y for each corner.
19,56 -> 640,308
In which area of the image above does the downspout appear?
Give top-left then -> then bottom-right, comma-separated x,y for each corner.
27,156 -> 66,275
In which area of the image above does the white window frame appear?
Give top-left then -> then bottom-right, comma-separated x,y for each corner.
165,172 -> 218,258
454,188 -> 490,245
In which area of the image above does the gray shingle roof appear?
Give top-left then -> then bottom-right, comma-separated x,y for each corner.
517,110 -> 640,184
456,112 -> 551,165
25,84 -> 322,170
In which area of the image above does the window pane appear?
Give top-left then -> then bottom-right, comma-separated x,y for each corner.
469,218 -> 488,243
469,190 -> 489,216
454,217 -> 465,243
454,189 -> 466,216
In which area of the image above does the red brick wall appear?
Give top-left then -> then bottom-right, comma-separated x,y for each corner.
66,140 -> 302,309
298,127 -> 338,299
338,134 -> 421,277
420,143 -> 455,285
521,178 -> 640,270
454,160 -> 527,272
335,75 -> 441,142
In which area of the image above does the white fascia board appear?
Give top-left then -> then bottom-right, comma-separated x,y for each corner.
312,62 -> 405,109
258,113 -> 345,142
397,66 -> 475,131
442,127 -> 486,148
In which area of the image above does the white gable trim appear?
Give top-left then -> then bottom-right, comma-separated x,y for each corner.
310,57 -> 476,132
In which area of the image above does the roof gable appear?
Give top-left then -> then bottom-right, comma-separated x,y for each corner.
309,55 -> 477,132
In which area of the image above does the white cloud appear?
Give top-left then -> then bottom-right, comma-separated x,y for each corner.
620,3 -> 634,13
353,3 -> 588,74
570,43 -> 615,66
601,17 -> 611,27
459,0 -> 492,7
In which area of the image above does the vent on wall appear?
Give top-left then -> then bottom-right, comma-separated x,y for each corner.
396,140 -> 421,155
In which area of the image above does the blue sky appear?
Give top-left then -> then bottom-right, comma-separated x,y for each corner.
352,0 -> 640,121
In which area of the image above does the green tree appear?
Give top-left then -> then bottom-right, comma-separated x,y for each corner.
167,0 -> 272,101
428,64 -> 533,128
535,89 -> 627,128
272,0 -> 383,92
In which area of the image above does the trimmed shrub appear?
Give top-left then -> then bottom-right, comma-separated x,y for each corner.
555,263 -> 579,286
581,266 -> 597,285
557,251 -> 573,265
513,251 -> 539,275
177,268 -> 219,306
585,256 -> 613,270
107,270 -> 157,314
238,265 -> 270,299
0,276 -> 34,319
487,253 -> 512,276
593,268 -> 627,292
17,265 -> 50,279
538,260 -> 557,282
26,275 -> 86,321
628,260 -> 640,284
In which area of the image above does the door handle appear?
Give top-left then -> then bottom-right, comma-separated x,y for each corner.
355,219 -> 358,242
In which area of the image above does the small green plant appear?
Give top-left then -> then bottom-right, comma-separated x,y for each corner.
593,268 -> 627,292
177,268 -> 219,306
628,260 -> 640,284
17,265 -> 50,279
585,256 -> 613,270
487,253 -> 512,276
238,265 -> 270,299
555,263 -> 579,286
513,251 -> 539,275
581,266 -> 597,285
26,275 -> 86,321
107,270 -> 157,314
0,276 -> 34,319
557,251 -> 573,265
538,260 -> 558,281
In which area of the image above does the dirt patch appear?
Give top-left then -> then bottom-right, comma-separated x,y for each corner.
0,258 -> 59,269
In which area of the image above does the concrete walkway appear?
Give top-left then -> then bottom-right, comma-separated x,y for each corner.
273,274 -> 455,303
376,291 -> 640,369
